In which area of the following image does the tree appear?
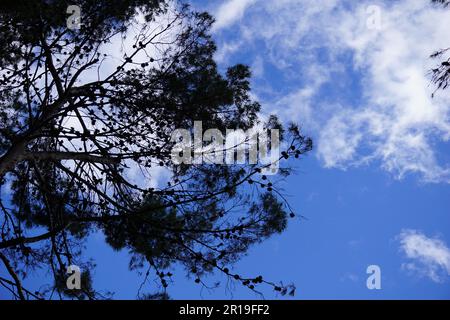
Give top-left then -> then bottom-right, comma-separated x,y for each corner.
430,0 -> 450,93
0,0 -> 312,299
431,0 -> 450,7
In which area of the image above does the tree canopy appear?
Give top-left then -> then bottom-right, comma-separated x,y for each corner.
0,0 -> 312,299
430,0 -> 450,93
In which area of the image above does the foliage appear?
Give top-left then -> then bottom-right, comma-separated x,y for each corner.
0,0 -> 312,299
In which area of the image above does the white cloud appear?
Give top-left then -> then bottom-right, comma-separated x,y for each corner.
212,0 -> 257,31
212,0 -> 450,183
398,229 -> 450,282
320,1 -> 450,182
251,55 -> 265,78
214,39 -> 244,64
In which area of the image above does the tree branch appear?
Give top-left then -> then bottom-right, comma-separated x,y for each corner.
0,223 -> 69,249
0,252 -> 25,300
24,151 -> 121,165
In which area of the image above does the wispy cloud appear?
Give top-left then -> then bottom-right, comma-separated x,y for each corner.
211,0 -> 450,183
212,0 -> 257,31
398,229 -> 450,282
340,272 -> 359,283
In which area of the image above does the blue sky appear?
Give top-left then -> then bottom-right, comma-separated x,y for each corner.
73,156 -> 450,299
1,0 -> 450,299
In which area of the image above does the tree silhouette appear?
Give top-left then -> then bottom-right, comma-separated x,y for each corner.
432,0 -> 450,7
0,0 -> 312,299
430,0 -> 450,93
